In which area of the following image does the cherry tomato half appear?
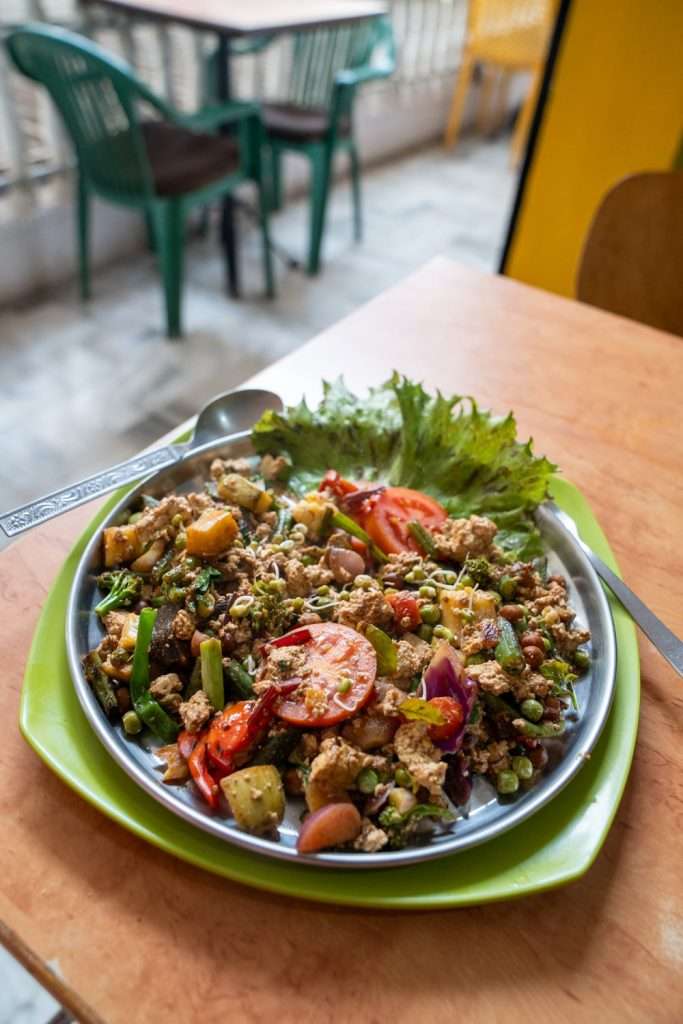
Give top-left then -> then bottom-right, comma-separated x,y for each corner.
363,487 -> 447,555
427,696 -> 464,743
386,591 -> 421,631
318,470 -> 358,498
273,622 -> 377,727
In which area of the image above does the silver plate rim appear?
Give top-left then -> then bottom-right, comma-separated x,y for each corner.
66,433 -> 617,870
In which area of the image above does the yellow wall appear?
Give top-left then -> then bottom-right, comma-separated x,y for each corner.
504,0 -> 683,297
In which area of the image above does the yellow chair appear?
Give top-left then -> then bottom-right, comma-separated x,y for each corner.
444,0 -> 556,165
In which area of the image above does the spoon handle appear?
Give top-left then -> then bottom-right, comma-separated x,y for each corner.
0,446 -> 183,538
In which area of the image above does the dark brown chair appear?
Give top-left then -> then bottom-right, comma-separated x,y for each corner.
577,171 -> 683,337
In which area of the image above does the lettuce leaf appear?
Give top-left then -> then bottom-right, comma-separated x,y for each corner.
251,374 -> 556,559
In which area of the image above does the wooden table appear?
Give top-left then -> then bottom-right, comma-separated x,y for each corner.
87,0 -> 385,295
2,260 -> 682,1023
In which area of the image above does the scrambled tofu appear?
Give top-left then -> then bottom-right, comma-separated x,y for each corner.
353,817 -> 389,853
149,672 -> 183,711
178,690 -> 213,733
335,589 -> 393,631
431,514 -> 498,562
306,738 -> 385,811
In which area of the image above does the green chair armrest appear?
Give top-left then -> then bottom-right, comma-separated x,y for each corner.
334,62 -> 395,89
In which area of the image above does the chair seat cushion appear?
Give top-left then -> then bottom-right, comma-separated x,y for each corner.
261,103 -> 350,144
141,121 -> 239,197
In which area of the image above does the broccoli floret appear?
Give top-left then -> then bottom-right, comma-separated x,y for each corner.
463,556 -> 493,587
94,569 -> 142,616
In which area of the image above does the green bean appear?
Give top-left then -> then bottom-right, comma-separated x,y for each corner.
225,659 -> 255,700
512,717 -> 566,739
407,520 -> 436,557
494,616 -> 525,674
330,510 -> 387,563
366,624 -> 398,676
200,637 -> 225,711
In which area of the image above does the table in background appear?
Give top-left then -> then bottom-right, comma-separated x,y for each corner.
1,260 -> 682,1023
85,0 -> 385,295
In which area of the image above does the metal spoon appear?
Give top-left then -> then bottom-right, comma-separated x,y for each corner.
539,501 -> 683,678
0,387 -> 283,538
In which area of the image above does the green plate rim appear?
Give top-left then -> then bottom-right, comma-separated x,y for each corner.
20,474 -> 640,909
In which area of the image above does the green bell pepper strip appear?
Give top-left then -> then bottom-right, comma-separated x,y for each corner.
365,624 -> 398,676
225,659 -> 255,700
407,520 -> 437,558
330,510 -> 388,563
200,637 -> 225,711
494,616 -> 525,674
130,607 -> 179,743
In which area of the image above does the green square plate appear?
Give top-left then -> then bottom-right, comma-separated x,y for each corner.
20,476 -> 639,909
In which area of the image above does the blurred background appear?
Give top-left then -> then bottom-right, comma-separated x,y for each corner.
0,1 -> 681,1018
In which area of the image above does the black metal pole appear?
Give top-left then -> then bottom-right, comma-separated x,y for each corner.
217,34 -> 240,297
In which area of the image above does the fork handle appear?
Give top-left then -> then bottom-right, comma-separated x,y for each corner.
585,549 -> 683,677
0,446 -> 183,538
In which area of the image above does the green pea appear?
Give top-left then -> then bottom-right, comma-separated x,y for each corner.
353,574 -> 374,589
316,584 -> 331,596
291,597 -> 305,611
394,765 -> 413,789
496,770 -> 519,795
433,625 -> 454,642
511,756 -> 534,780
419,603 -> 441,625
458,574 -> 474,589
174,533 -> 186,550
337,590 -> 351,601
520,698 -> 544,722
267,578 -> 287,595
356,767 -> 379,794
573,649 -> 590,672
418,584 -> 437,600
417,623 -> 434,642
404,568 -> 426,583
171,513 -> 184,528
122,710 -> 142,736
499,575 -> 517,600
542,637 -> 552,651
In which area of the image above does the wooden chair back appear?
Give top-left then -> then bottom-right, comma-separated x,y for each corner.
577,171 -> 683,337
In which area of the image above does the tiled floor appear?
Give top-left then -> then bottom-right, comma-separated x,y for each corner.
0,134 -> 516,1021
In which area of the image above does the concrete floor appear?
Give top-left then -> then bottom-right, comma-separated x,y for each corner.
0,135 -> 515,1020
1,136 -> 516,519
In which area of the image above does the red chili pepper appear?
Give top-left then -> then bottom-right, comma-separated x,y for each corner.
178,728 -> 199,760
271,627 -> 313,648
187,735 -> 220,809
206,687 -> 281,776
318,470 -> 358,497
386,591 -> 422,631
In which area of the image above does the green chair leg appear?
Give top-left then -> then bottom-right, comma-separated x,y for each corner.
308,145 -> 333,275
270,145 -> 283,212
76,172 -> 91,301
155,199 -> 185,338
349,143 -> 362,242
257,179 -> 276,299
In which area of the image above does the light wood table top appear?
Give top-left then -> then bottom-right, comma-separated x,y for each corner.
86,0 -> 386,36
1,259 -> 682,1023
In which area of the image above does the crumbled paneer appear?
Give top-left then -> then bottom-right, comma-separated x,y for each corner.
431,514 -> 498,562
260,454 -> 289,481
307,738 -> 384,805
393,721 -> 446,802
470,739 -> 512,775
187,491 -> 215,515
172,609 -> 196,640
393,638 -> 429,680
378,551 -> 425,587
372,682 -> 406,718
284,558 -> 310,597
157,744 -> 190,783
262,644 -> 308,682
149,672 -> 183,711
460,618 -> 500,658
210,457 -> 253,479
353,817 -> 389,853
335,589 -> 393,631
178,690 -> 213,733
136,495 -> 192,546
290,732 -> 319,764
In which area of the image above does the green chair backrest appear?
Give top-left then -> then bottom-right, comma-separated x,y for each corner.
5,23 -> 159,202
286,20 -> 379,108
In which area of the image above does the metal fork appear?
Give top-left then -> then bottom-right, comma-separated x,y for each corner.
541,501 -> 683,678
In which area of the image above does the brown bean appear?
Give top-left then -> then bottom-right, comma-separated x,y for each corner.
115,687 -> 131,714
521,630 -> 545,649
190,629 -> 209,657
499,604 -> 525,622
523,644 -> 545,668
528,745 -> 549,770
284,768 -> 304,797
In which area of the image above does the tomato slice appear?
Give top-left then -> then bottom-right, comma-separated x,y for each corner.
363,487 -> 447,555
427,696 -> 464,743
318,470 -> 358,498
272,622 -> 377,727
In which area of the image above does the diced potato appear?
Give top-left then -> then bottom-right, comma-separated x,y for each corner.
186,508 -> 237,557
292,494 -> 333,540
440,587 -> 498,640
103,524 -> 142,567
220,765 -> 285,834
101,658 -> 132,682
119,613 -> 139,651
130,537 -> 166,573
216,473 -> 272,514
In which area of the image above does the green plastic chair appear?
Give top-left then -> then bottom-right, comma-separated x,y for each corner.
213,16 -> 396,274
5,23 -> 274,338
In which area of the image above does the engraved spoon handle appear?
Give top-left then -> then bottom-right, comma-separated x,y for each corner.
0,446 -> 184,538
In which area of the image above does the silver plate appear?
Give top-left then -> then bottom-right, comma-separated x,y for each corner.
66,433 -> 617,869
